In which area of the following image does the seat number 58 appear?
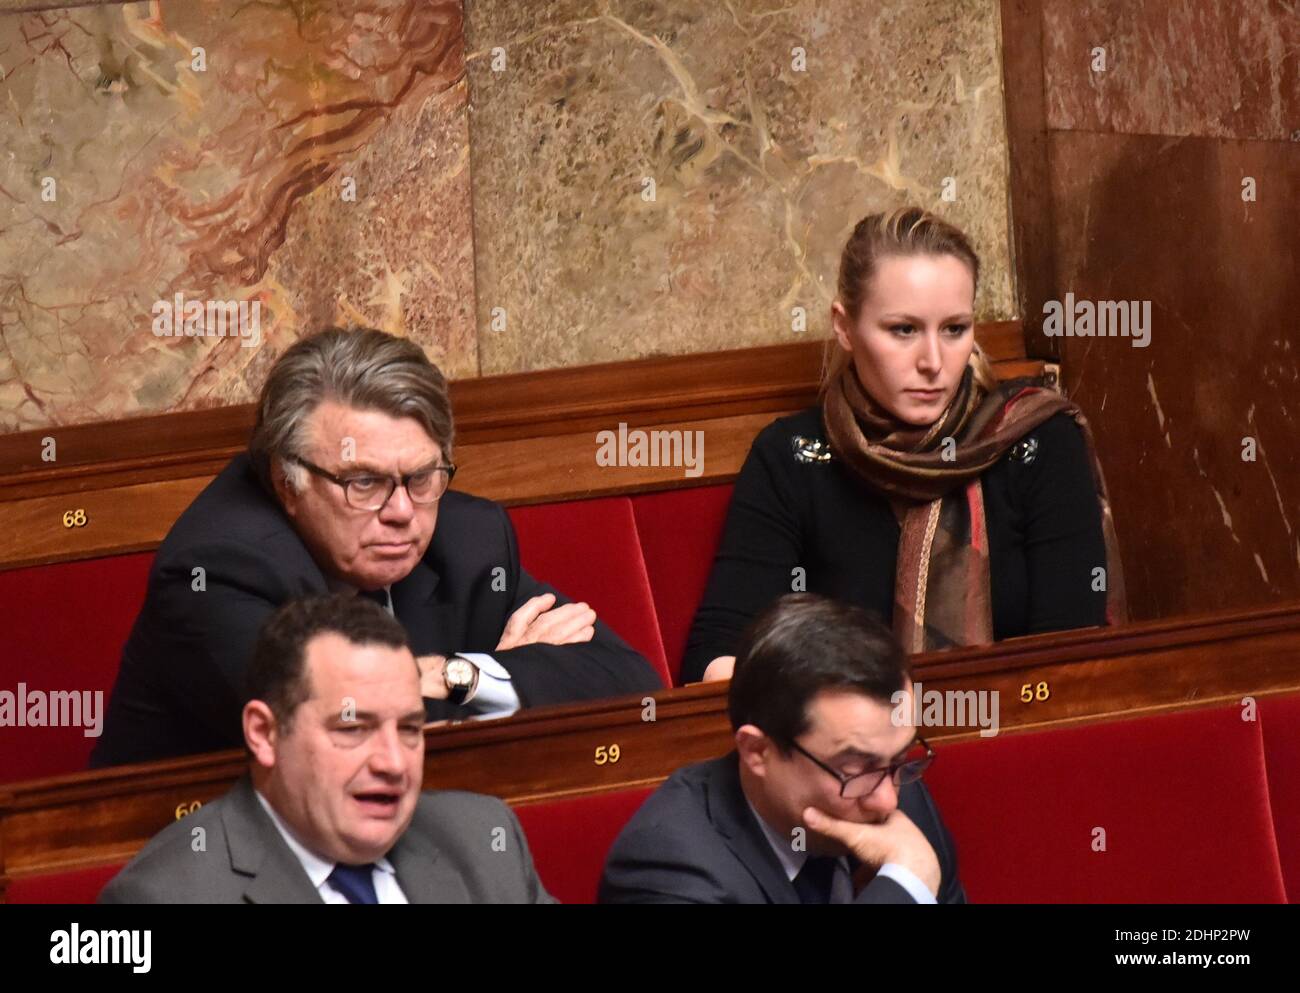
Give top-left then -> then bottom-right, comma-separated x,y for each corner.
1020,681 -> 1051,703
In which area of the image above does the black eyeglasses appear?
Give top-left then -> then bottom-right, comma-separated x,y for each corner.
789,736 -> 934,799
289,456 -> 456,511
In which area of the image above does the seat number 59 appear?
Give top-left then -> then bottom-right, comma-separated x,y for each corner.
594,744 -> 621,765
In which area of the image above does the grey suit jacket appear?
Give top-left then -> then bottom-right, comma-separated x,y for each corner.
99,777 -> 555,904
598,753 -> 966,904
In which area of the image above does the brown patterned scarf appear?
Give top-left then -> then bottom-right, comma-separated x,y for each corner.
822,347 -> 1127,653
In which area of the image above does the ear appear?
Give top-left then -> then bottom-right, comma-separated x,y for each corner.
830,301 -> 855,354
271,460 -> 299,518
735,724 -> 771,779
243,700 -> 280,770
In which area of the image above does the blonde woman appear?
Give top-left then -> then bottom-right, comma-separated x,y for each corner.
685,207 -> 1125,683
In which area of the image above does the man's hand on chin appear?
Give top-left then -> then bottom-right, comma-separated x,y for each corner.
802,806 -> 941,899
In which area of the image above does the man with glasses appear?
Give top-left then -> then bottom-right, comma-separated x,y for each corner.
92,327 -> 661,767
599,593 -> 964,904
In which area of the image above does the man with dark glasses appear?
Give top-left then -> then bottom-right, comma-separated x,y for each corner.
600,593 -> 965,904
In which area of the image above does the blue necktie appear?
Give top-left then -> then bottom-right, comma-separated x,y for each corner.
327,863 -> 379,904
793,856 -> 839,904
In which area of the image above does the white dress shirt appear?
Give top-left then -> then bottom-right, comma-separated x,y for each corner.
746,799 -> 936,904
254,790 -> 408,904
454,651 -> 521,717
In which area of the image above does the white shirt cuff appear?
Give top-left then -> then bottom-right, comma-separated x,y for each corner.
876,863 -> 937,904
454,652 -> 520,717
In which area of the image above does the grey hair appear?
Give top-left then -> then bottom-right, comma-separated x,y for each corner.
249,327 -> 454,494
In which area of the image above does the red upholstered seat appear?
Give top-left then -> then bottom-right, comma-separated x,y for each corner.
1260,693 -> 1300,902
0,553 -> 154,783
629,484 -> 734,685
4,863 -> 124,904
926,703 -> 1287,903
508,498 -> 670,686
513,787 -> 654,904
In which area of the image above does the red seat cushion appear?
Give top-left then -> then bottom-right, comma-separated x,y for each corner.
926,703 -> 1287,903
5,863 -> 125,904
513,788 -> 654,904
629,485 -> 734,685
508,498 -> 669,686
1261,692 -> 1300,902
0,553 -> 154,783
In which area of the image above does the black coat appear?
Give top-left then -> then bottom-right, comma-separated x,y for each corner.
91,454 -> 662,767
599,752 -> 966,904
683,407 -> 1109,681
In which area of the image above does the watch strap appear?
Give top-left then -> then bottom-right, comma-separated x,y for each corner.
446,655 -> 479,706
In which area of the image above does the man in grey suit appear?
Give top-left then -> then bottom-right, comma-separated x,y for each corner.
101,594 -> 553,904
600,594 -> 966,904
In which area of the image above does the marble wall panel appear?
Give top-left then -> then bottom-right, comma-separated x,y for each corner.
465,0 -> 1014,374
1043,0 -> 1300,140
1049,131 -> 1299,620
0,0 -> 474,433
1033,0 -> 1300,623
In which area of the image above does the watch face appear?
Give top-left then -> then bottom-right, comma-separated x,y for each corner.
446,659 -> 474,687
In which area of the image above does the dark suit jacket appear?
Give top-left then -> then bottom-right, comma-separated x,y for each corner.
598,753 -> 966,904
99,776 -> 554,904
91,454 -> 662,766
